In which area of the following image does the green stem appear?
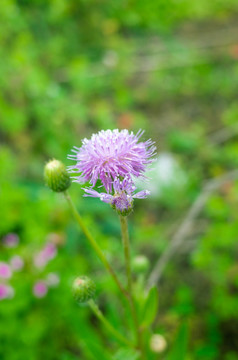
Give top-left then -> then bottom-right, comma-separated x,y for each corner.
119,216 -> 132,292
119,215 -> 144,356
88,299 -> 133,347
64,191 -> 128,299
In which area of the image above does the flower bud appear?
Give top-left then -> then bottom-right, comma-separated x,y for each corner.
72,276 -> 96,304
44,159 -> 71,192
150,334 -> 167,353
132,255 -> 149,273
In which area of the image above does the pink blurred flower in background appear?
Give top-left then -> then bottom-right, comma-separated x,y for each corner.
10,255 -> 24,271
0,284 -> 14,300
0,235 -> 60,301
2,233 -> 19,248
34,242 -> 57,269
46,273 -> 60,288
42,242 -> 57,260
0,262 -> 12,279
33,281 -> 48,298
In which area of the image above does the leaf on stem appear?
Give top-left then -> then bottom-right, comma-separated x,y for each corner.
141,286 -> 159,327
166,323 -> 189,360
113,348 -> 140,360
82,339 -> 112,360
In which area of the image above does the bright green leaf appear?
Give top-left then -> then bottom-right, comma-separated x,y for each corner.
113,348 -> 140,360
167,323 -> 189,360
141,286 -> 159,327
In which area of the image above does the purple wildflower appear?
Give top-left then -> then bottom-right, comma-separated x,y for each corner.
33,281 -> 48,298
0,262 -> 12,279
84,177 -> 150,215
0,284 -> 14,300
2,233 -> 19,248
68,129 -> 156,192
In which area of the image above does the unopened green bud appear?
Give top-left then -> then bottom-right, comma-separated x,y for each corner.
132,255 -> 149,273
44,159 -> 71,192
72,276 -> 96,304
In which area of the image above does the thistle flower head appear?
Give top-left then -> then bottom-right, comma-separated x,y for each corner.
83,177 -> 150,216
68,129 -> 156,192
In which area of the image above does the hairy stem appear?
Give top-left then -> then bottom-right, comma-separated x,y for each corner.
64,191 -> 128,299
120,215 -> 132,292
88,299 -> 133,347
119,215 -> 144,356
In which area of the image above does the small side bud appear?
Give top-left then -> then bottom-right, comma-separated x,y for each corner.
132,255 -> 150,274
72,276 -> 96,304
150,334 -> 167,353
44,159 -> 71,192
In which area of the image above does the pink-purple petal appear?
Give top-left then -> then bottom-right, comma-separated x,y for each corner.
83,188 -> 101,198
68,129 -> 155,190
133,190 -> 150,199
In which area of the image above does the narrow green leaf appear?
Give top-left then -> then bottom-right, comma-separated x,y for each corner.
166,323 -> 189,360
82,339 -> 112,360
113,348 -> 140,360
141,286 -> 159,327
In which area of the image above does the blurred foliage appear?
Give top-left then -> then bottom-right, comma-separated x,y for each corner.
1,0 -> 238,359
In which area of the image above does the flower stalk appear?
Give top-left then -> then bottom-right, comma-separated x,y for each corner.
64,190 -> 128,299
119,215 -> 144,356
119,216 -> 132,292
88,299 -> 133,347
65,190 -> 144,353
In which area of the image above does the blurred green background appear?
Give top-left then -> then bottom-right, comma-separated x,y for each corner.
1,0 -> 238,359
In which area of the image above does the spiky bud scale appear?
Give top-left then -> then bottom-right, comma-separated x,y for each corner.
72,276 -> 96,304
